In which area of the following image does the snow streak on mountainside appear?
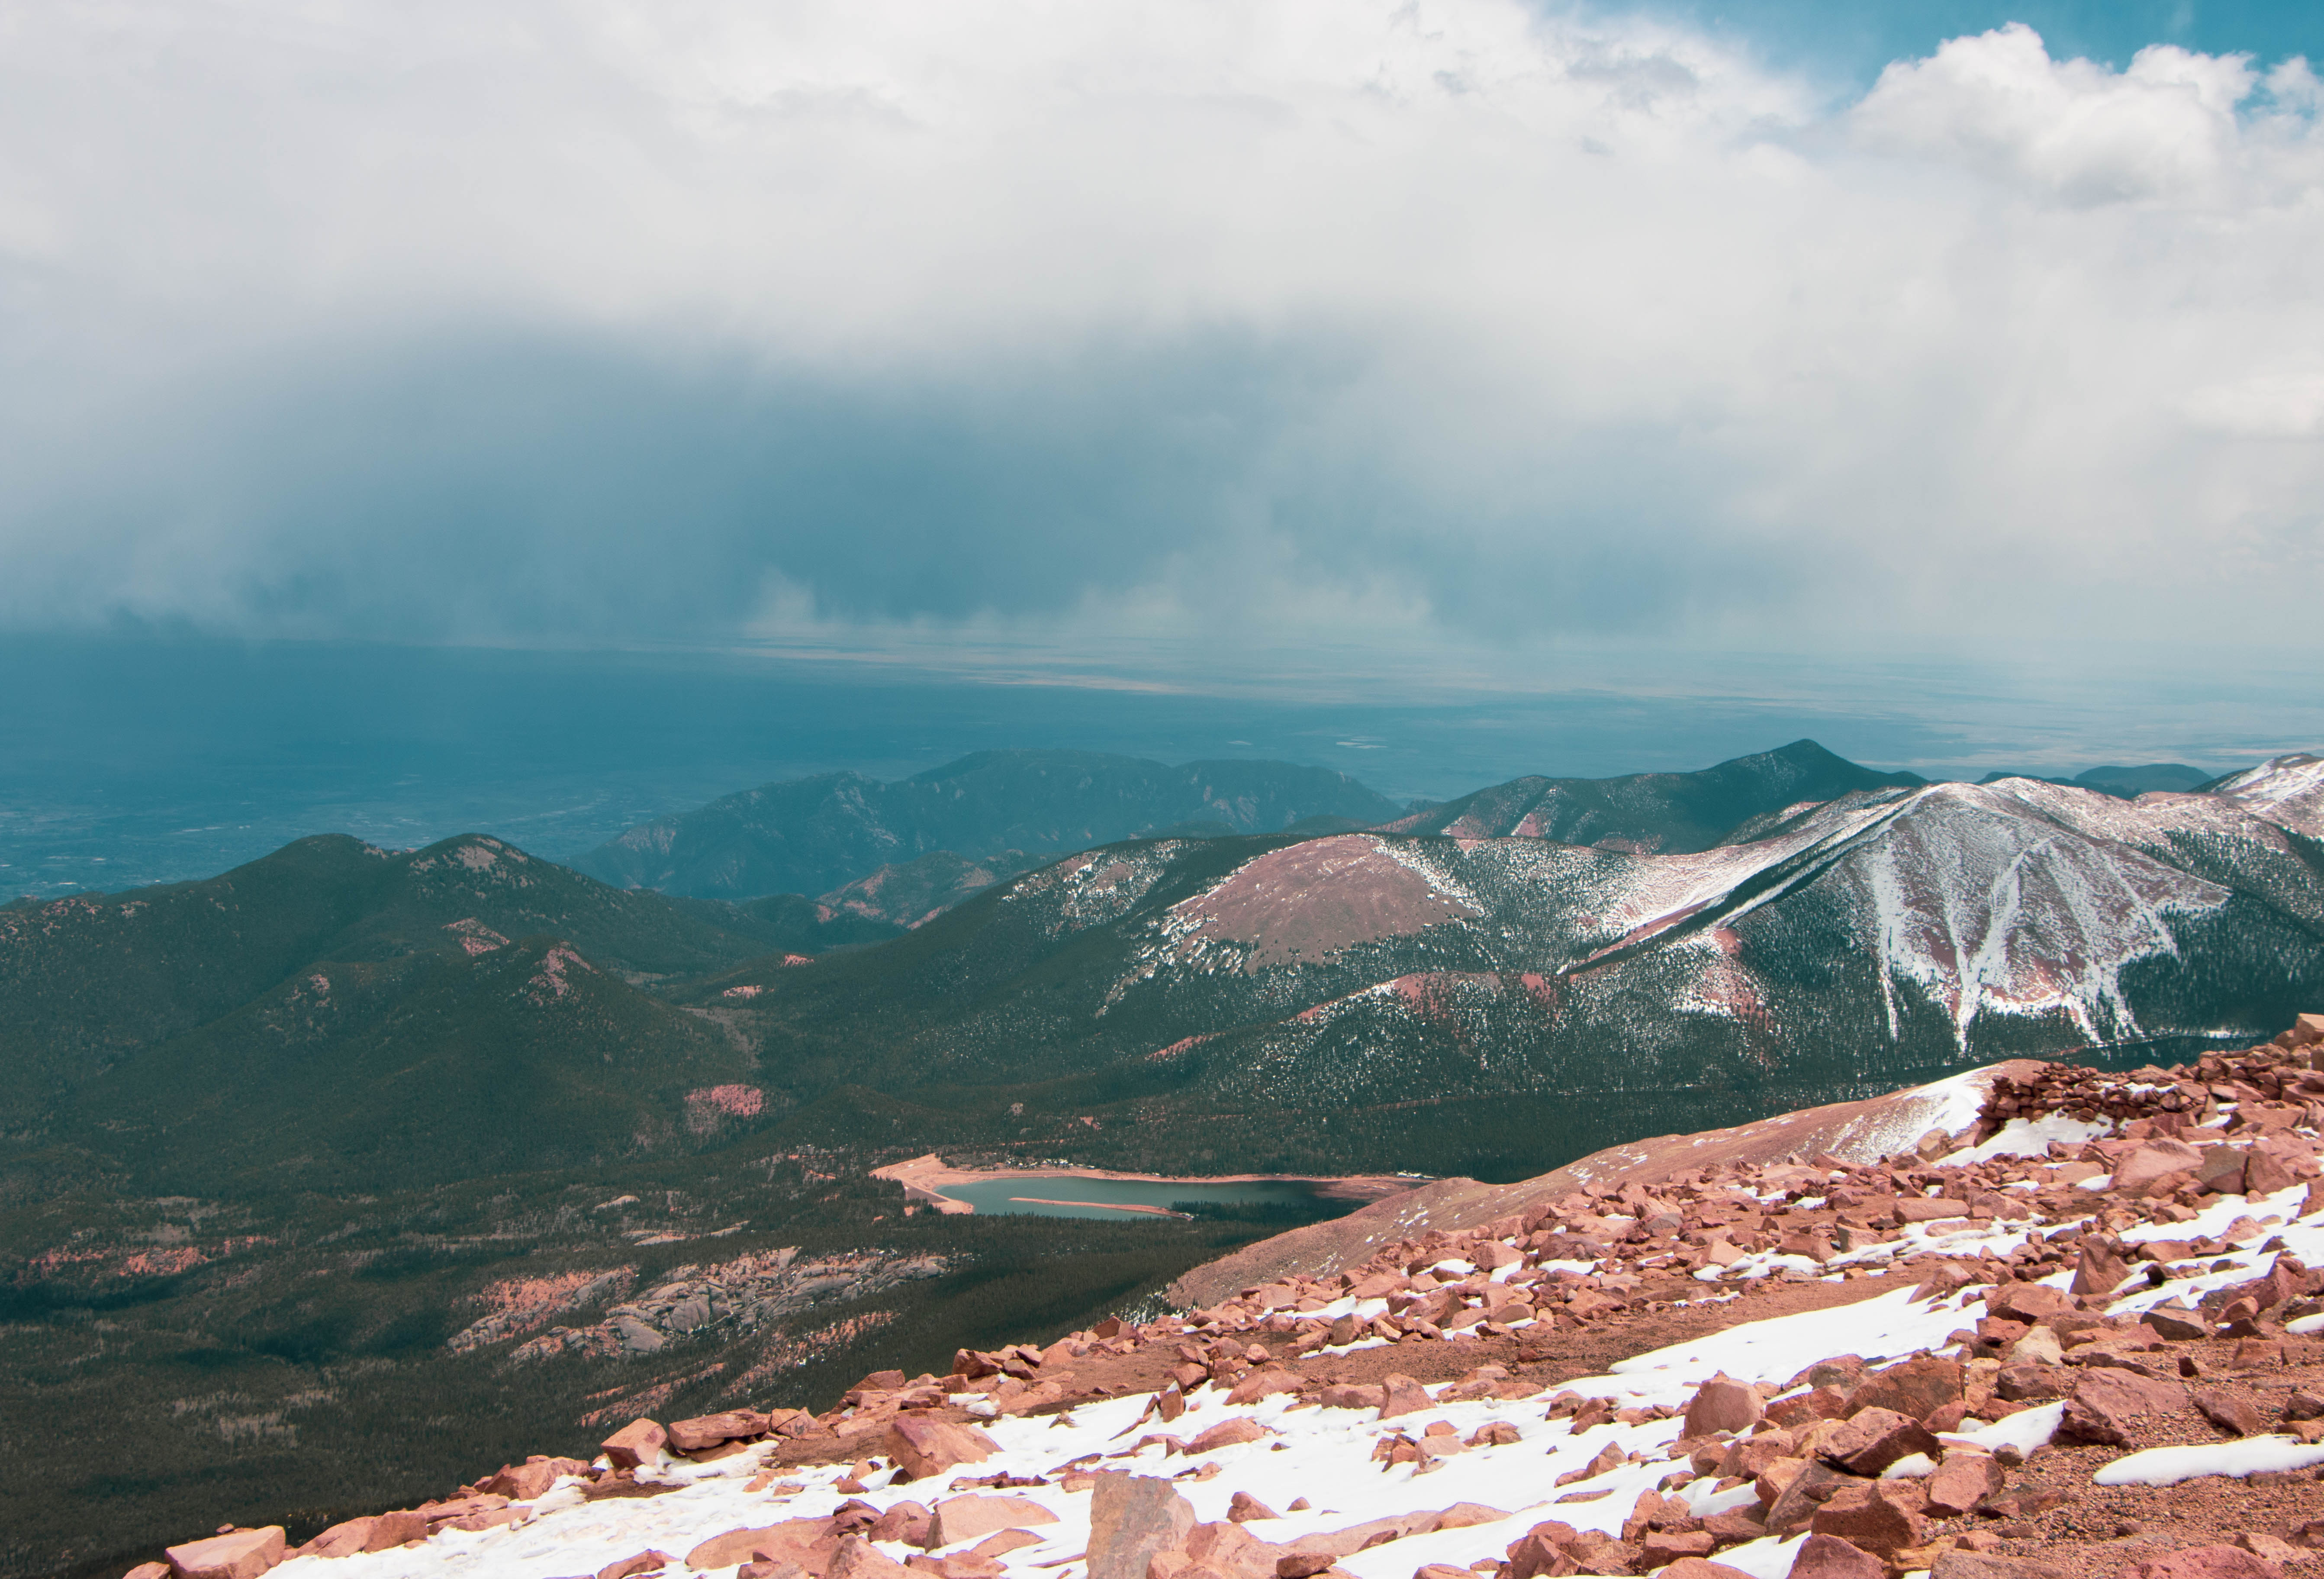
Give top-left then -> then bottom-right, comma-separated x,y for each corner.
1835,786 -> 2230,1044
2212,752 -> 2324,834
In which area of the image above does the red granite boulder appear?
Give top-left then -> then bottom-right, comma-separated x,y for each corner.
164,1529 -> 286,1579
1790,1534 -> 1886,1579
887,1418 -> 1001,1480
600,1418 -> 668,1470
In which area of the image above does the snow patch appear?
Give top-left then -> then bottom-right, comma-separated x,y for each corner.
2093,1436 -> 2324,1486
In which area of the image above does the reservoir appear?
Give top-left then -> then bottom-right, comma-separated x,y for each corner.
935,1175 -> 1371,1220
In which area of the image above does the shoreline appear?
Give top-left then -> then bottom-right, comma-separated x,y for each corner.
1002,1197 -> 1185,1216
869,1153 -> 1424,1216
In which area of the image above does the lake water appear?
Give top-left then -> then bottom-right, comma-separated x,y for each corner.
2070,1032 -> 2266,1072
937,1175 -> 1359,1220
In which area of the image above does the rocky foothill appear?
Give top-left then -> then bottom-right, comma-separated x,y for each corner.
118,1021 -> 2324,1579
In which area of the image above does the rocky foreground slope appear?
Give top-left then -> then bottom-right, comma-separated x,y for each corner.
132,1023 -> 2324,1579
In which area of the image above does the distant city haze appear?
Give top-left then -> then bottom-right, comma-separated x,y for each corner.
2,634 -> 2311,900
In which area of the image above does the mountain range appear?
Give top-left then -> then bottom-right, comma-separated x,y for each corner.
1382,738 -> 1925,851
697,751 -> 2324,1176
12,740 -> 2317,1198
1976,762 -> 2215,794
571,750 -> 1406,900
0,833 -> 789,1191
573,740 -> 2208,923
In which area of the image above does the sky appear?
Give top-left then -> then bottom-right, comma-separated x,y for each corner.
0,0 -> 2318,693
2,0 -> 2323,899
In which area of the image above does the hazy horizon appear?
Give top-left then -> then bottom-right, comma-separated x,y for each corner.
4,632 -> 2314,902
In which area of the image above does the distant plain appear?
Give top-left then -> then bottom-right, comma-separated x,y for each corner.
7,633 -> 2316,901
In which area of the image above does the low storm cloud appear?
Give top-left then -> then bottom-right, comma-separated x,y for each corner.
1,1 -> 2319,670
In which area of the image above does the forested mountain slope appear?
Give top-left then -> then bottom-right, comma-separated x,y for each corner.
575,751 -> 1404,899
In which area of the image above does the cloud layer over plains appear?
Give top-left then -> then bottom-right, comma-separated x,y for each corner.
1,2 -> 2319,677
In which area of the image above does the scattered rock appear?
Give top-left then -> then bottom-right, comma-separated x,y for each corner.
2144,1306 -> 2212,1342
872,1505 -> 933,1545
1997,1362 -> 2067,1402
2010,1328 -> 2066,1366
1764,1461 -> 1851,1537
294,1517 -> 375,1560
1987,1284 -> 2074,1324
1088,1475 -> 1197,1579
1789,1533 -> 1886,1579
600,1419 -> 667,1471
888,1418 -> 1001,1481
829,1534 -> 916,1579
164,1530 -> 286,1579
2117,1545 -> 2285,1579
1641,1531 -> 1715,1566
2072,1241 -> 2132,1296
1226,1372 -> 1300,1407
1807,1483 -> 1929,1559
1683,1377 -> 1764,1437
1930,1553 -> 2073,1579
2114,1141 -> 2205,1196
2197,1147 -> 2250,1197
596,1552 -> 674,1579
1820,1406 -> 1939,1475
1378,1375 -> 1433,1422
688,1523 -> 825,1571
2237,1536 -> 2305,1565
1844,1356 -> 1962,1421
483,1458 -> 589,1500
1923,1453 -> 2004,1518
351,1510 -> 424,1553
1184,1419 -> 1268,1455
668,1411 -> 767,1453
927,1496 -> 1060,1548
2078,1368 -> 2185,1414
2195,1388 -> 2267,1437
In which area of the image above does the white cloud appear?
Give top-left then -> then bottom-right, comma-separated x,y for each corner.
0,2 -> 2319,674
1850,24 -> 2258,205
2185,374 -> 2324,438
